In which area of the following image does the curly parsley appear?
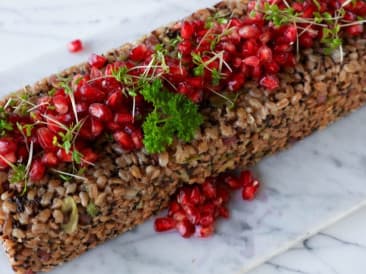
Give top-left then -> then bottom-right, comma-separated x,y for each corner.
141,79 -> 203,153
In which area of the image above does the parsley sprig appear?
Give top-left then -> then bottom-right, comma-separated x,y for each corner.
141,79 -> 203,153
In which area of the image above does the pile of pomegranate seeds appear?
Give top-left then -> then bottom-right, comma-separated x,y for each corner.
0,0 -> 365,187
68,39 -> 83,53
154,170 -> 260,238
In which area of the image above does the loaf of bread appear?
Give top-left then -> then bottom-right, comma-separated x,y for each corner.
1,0 -> 365,273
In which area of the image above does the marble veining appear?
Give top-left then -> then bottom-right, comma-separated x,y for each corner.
1,1 -> 366,274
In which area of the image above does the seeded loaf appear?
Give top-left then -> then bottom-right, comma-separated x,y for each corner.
1,0 -> 366,273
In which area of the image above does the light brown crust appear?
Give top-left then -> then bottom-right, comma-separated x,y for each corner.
1,0 -> 366,273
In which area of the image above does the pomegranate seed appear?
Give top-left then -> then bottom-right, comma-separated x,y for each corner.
199,213 -> 215,227
0,137 -> 17,154
201,180 -> 217,199
79,85 -> 106,102
131,129 -> 143,149
224,175 -> 241,189
260,74 -> 280,90
197,225 -> 214,238
168,201 -> 181,216
154,217 -> 176,232
0,152 -> 16,170
52,94 -> 69,114
228,73 -> 245,91
218,206 -> 230,219
88,53 -> 107,69
243,56 -> 260,67
114,113 -> 133,124
29,159 -> 46,181
113,131 -> 135,151
284,25 -> 298,43
173,210 -> 188,222
129,44 -> 148,62
240,170 -> 254,187
181,21 -> 195,40
190,186 -> 202,205
80,148 -> 98,164
106,91 -> 124,109
41,152 -> 59,167
90,67 -> 103,79
90,117 -> 104,137
178,40 -> 192,55
183,204 -> 201,224
238,25 -> 260,39
89,103 -> 113,122
56,148 -> 73,162
176,220 -> 195,238
177,187 -> 192,205
68,39 -> 83,53
258,46 -> 272,62
36,128 -> 57,152
242,181 -> 260,201
346,24 -> 364,36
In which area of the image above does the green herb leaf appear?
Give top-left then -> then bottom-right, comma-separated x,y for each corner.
86,202 -> 100,217
141,79 -> 203,153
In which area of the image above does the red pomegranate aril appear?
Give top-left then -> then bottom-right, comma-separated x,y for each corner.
75,102 -> 88,114
216,186 -> 230,203
56,148 -> 73,162
114,113 -> 133,124
113,131 -> 135,151
178,40 -> 192,55
52,94 -> 69,114
29,159 -> 46,181
131,130 -> 143,150
154,217 -> 176,232
79,85 -> 105,102
80,148 -> 98,164
89,103 -> 112,122
168,201 -> 182,216
129,44 -> 149,62
197,225 -> 215,238
284,25 -> 298,43
190,186 -> 203,205
183,204 -> 201,224
346,24 -> 364,36
243,56 -> 260,67
199,213 -> 215,227
218,206 -> 229,219
0,137 -> 17,154
265,61 -> 280,74
238,25 -> 260,39
258,45 -> 272,62
176,220 -> 195,238
299,33 -> 314,48
90,67 -> 103,79
17,145 -> 29,162
90,117 -> 104,137
201,180 -> 216,199
181,21 -> 195,40
106,91 -> 124,109
36,127 -> 57,152
0,152 -> 16,170
68,39 -> 83,53
260,74 -> 280,90
41,152 -> 59,167
173,210 -> 188,222
240,170 -> 253,187
228,73 -> 245,92
242,180 -> 260,201
88,53 -> 107,69
177,187 -> 192,205
224,175 -> 241,189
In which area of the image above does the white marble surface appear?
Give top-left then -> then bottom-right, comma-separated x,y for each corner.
1,1 -> 366,274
